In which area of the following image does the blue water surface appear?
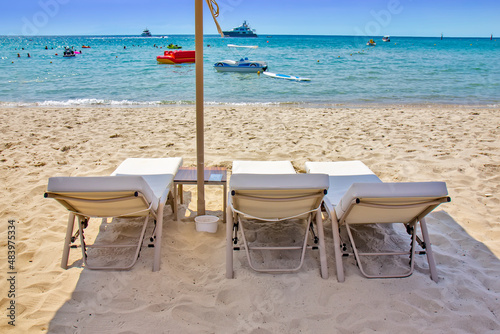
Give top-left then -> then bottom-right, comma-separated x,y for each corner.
0,35 -> 499,106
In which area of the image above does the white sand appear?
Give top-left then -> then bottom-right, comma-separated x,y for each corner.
0,105 -> 499,333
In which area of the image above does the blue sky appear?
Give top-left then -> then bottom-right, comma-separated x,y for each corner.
1,0 -> 498,37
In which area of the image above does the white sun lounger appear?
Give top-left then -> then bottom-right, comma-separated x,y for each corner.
306,161 -> 450,282
227,161 -> 329,279
45,157 -> 183,271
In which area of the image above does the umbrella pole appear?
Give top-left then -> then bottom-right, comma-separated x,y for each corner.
195,0 -> 206,216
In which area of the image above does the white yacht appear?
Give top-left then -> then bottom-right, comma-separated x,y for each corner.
141,28 -> 152,37
223,21 -> 258,37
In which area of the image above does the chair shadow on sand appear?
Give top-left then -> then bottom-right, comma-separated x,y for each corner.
47,208 -> 500,333
60,215 -> 160,270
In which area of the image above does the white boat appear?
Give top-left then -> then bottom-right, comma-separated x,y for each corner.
214,44 -> 267,73
223,21 -> 258,37
141,28 -> 152,37
382,36 -> 390,42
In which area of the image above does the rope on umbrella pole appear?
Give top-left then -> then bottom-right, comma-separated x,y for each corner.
206,0 -> 224,37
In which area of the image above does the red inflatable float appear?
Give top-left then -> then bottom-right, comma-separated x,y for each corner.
157,50 -> 195,64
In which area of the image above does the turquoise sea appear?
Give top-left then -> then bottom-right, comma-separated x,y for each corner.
0,35 -> 499,106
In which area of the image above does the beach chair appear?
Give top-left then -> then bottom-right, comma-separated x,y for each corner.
306,161 -> 450,282
227,161 -> 329,279
45,157 -> 183,271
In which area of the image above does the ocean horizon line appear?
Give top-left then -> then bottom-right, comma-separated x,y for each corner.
1,34 -> 497,39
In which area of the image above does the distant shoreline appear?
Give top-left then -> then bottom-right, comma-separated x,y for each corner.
1,102 -> 498,109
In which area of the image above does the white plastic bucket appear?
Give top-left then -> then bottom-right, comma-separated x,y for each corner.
195,215 -> 219,233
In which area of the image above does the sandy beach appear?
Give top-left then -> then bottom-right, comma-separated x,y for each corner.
0,104 -> 499,333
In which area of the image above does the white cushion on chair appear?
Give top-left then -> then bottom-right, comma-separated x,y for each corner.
111,157 -> 183,204
305,161 -> 383,206
111,157 -> 183,175
232,160 -> 296,174
305,160 -> 375,176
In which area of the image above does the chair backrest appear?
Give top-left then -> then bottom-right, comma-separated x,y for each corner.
336,182 -> 450,225
45,176 -> 157,218
230,174 -> 329,220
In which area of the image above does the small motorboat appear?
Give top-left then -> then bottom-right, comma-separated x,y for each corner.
382,36 -> 390,42
157,50 -> 195,64
366,39 -> 376,46
167,43 -> 182,49
214,44 -> 267,73
63,48 -> 75,57
214,59 -> 268,72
